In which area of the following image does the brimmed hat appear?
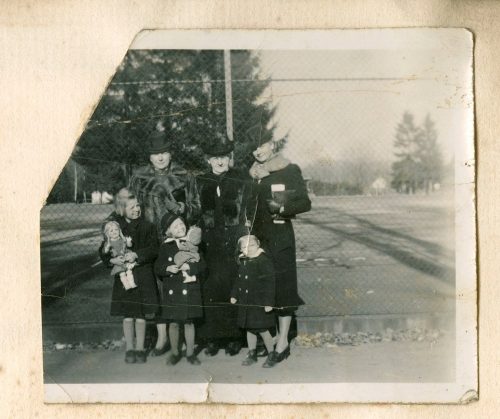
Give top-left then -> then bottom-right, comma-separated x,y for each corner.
245,125 -> 275,150
202,134 -> 234,157
147,130 -> 173,154
160,212 -> 184,233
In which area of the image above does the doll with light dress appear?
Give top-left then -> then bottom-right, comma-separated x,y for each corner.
102,221 -> 137,290
173,225 -> 202,283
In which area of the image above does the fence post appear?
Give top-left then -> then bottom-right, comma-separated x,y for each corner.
224,50 -> 234,143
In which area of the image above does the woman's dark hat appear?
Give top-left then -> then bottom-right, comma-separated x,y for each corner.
246,125 -> 274,150
160,212 -> 183,233
202,134 -> 234,157
147,130 -> 172,154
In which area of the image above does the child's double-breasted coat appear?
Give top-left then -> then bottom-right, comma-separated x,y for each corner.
154,240 -> 204,322
231,252 -> 276,330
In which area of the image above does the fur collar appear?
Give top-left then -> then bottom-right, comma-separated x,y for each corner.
249,154 -> 290,180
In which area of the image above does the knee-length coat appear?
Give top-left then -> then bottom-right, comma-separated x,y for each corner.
195,169 -> 249,340
231,252 -> 276,330
247,161 -> 311,311
154,240 -> 204,322
99,217 -> 160,318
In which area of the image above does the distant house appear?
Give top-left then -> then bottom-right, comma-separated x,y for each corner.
371,177 -> 387,195
91,191 -> 113,204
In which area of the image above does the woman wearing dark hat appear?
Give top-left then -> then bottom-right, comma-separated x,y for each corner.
246,137 -> 311,365
129,129 -> 201,356
195,135 -> 250,356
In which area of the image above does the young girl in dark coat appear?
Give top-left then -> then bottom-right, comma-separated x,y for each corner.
231,235 -> 277,368
99,196 -> 159,364
154,212 -> 204,366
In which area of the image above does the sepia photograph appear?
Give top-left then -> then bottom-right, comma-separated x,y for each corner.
41,29 -> 475,404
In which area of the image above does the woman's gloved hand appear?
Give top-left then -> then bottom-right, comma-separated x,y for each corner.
266,199 -> 282,214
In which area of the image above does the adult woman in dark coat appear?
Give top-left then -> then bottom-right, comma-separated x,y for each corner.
99,196 -> 160,363
129,129 -> 201,356
195,136 -> 249,356
246,137 -> 311,363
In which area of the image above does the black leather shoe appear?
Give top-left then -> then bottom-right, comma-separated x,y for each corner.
186,354 -> 201,365
242,350 -> 258,366
135,350 -> 147,363
204,342 -> 219,357
256,346 -> 268,357
150,342 -> 170,357
262,351 -> 278,368
225,341 -> 242,356
166,352 -> 182,366
125,350 -> 136,364
275,345 -> 290,363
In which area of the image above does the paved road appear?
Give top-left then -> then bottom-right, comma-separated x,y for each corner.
41,195 -> 455,330
44,337 -> 455,386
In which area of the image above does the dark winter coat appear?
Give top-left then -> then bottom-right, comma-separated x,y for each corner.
154,240 -> 205,322
99,217 -> 160,318
231,252 -> 276,330
195,169 -> 249,340
129,162 -> 201,239
246,162 -> 311,311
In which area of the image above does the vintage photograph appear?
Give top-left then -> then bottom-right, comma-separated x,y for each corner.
41,29 -> 475,403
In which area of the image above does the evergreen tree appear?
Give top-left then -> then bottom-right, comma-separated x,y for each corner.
391,112 -> 444,194
391,112 -> 421,194
65,49 -> 283,197
46,169 -> 73,204
415,114 -> 444,193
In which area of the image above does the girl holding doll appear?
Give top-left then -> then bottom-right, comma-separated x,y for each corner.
99,196 -> 160,364
154,212 -> 205,366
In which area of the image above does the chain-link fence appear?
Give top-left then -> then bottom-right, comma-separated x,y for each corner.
41,49 -> 455,333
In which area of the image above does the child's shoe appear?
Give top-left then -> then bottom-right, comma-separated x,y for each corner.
242,350 -> 258,366
125,350 -> 136,364
166,352 -> 182,366
186,354 -> 201,365
135,350 -> 147,363
262,351 -> 278,368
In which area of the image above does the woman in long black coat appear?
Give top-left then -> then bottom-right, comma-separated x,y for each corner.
246,137 -> 311,363
99,196 -> 160,364
195,137 -> 249,356
129,130 -> 201,355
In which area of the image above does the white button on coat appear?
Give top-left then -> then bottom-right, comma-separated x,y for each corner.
169,290 -> 173,295
168,257 -> 172,262
182,289 -> 187,295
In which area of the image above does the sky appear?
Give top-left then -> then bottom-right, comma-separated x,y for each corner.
256,49 -> 472,168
